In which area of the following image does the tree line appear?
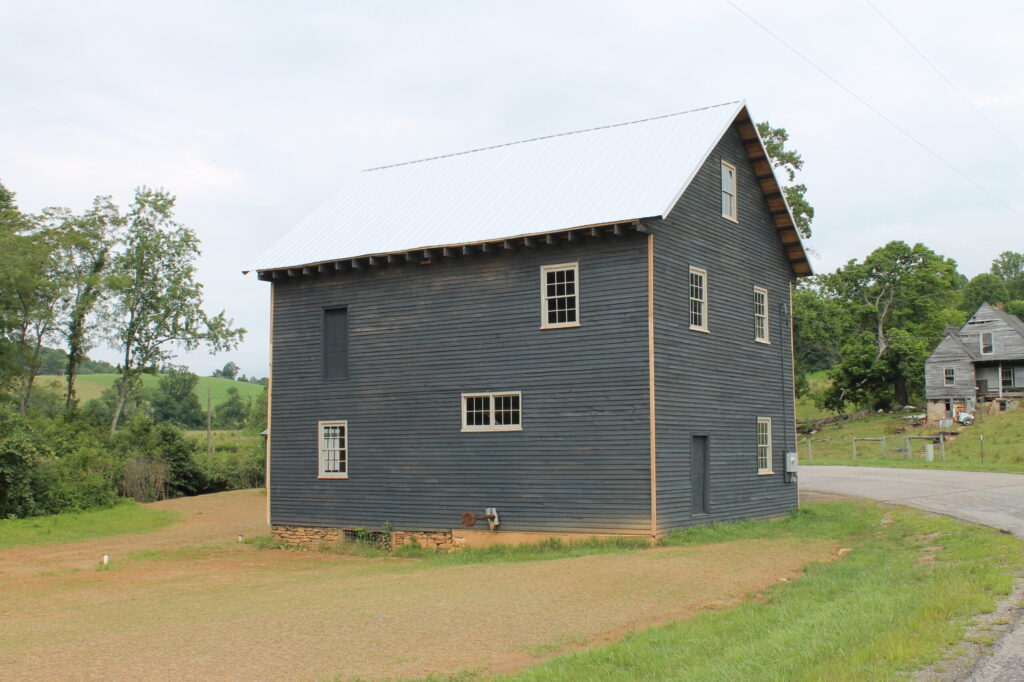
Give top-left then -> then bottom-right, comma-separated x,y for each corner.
0,180 -> 258,518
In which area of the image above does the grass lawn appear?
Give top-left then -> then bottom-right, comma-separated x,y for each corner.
795,369 -> 834,421
0,501 -> 180,550
35,373 -> 264,407
800,407 -> 1024,474
492,501 -> 1024,681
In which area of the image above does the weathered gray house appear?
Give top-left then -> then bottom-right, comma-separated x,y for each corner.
248,100 -> 811,547
925,302 -> 1024,422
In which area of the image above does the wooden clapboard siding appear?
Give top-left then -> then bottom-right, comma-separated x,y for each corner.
270,237 -> 652,534
650,122 -> 799,534
924,335 -> 976,400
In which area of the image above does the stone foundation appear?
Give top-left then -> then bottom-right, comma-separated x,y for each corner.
392,530 -> 462,551
272,524 -> 340,546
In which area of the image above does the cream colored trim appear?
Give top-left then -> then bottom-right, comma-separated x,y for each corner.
757,417 -> 773,474
539,262 -> 580,329
648,233 -> 657,537
461,391 -> 523,432
754,286 -> 770,344
317,420 -> 349,479
689,265 -> 709,332
721,159 -> 738,222
266,284 -> 274,524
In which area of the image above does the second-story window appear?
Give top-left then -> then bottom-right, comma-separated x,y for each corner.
689,266 -> 708,332
980,332 -> 994,355
540,263 -> 579,329
721,160 -> 738,221
461,392 -> 523,432
944,367 -> 955,386
754,287 -> 769,343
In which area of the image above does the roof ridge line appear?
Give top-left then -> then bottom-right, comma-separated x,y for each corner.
362,100 -> 744,172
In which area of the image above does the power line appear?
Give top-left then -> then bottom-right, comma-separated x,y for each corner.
863,0 -> 1024,162
723,0 -> 1024,222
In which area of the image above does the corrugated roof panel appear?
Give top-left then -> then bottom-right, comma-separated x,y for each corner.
249,101 -> 746,272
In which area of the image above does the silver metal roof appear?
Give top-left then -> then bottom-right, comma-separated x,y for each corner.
248,101 -> 749,273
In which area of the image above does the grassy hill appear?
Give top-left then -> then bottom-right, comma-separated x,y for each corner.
799,405 -> 1024,473
36,374 -> 264,408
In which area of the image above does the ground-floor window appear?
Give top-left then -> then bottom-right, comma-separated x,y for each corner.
757,417 -> 773,474
318,420 -> 348,478
461,392 -> 522,432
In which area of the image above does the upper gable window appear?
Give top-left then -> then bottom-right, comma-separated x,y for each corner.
689,266 -> 708,332
944,367 -> 955,386
754,287 -> 769,343
540,263 -> 579,329
721,160 -> 738,222
980,332 -> 994,355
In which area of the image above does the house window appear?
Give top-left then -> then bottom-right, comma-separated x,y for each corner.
721,160 -> 738,221
944,367 -> 955,386
461,392 -> 522,432
757,417 -> 773,474
980,332 -> 994,355
323,308 -> 349,379
318,420 -> 348,479
689,266 -> 708,332
754,287 -> 769,343
1002,366 -> 1014,389
540,263 -> 579,328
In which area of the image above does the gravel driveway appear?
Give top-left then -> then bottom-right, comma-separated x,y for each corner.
801,466 -> 1024,681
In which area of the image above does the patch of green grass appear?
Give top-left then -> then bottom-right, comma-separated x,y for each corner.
35,373 -> 264,408
0,500 -> 179,550
801,406 -> 1024,473
498,502 -> 1023,681
795,370 -> 834,421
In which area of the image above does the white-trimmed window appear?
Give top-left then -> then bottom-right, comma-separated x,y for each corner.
944,367 -> 955,386
980,332 -> 994,355
721,160 -> 738,221
461,392 -> 522,432
540,262 -> 579,328
689,266 -> 708,332
754,287 -> 769,343
318,420 -> 348,479
757,417 -> 773,474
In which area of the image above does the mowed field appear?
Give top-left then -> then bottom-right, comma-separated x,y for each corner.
35,373 -> 264,407
0,491 -> 833,681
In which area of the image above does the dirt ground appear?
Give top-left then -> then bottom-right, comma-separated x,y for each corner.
0,491 -> 834,681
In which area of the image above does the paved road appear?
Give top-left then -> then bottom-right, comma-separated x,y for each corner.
801,466 -> 1024,681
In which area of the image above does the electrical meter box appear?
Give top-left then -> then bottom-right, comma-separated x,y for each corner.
785,451 -> 798,473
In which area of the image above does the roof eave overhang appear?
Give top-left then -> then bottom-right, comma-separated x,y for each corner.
250,218 -> 653,281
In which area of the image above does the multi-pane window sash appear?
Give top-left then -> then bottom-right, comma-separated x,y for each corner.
1002,366 -> 1013,389
541,263 -> 579,328
689,266 -> 708,331
754,287 -> 769,343
318,420 -> 348,478
757,417 -> 773,474
721,160 -> 738,221
462,392 -> 522,432
980,332 -> 994,354
944,367 -> 955,386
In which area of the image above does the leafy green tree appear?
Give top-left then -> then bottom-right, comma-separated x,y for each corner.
152,367 -> 204,427
756,122 -> 815,239
39,196 -> 123,418
1004,300 -> 1024,320
213,386 -> 249,429
212,361 -> 240,380
818,241 -> 963,411
960,273 -> 1009,313
991,251 -> 1024,301
104,188 -> 245,436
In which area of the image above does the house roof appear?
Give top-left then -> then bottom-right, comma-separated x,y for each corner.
248,100 -> 810,277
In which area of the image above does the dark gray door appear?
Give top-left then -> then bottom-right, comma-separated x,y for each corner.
691,436 -> 709,514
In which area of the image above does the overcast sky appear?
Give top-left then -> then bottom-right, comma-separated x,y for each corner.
2,1 -> 1022,376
